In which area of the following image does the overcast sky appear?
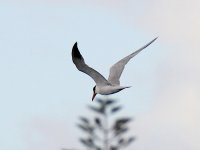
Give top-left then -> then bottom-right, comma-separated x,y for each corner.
0,0 -> 199,150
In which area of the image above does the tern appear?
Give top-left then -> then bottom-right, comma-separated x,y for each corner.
72,37 -> 157,101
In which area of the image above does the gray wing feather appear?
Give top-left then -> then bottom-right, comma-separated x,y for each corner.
72,42 -> 110,86
108,37 -> 158,85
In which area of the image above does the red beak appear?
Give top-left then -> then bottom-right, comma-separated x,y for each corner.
92,92 -> 97,101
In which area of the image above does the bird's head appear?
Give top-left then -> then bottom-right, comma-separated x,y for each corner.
92,86 -> 97,101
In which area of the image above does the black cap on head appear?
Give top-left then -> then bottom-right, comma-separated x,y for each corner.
93,86 -> 96,93
92,86 -> 97,101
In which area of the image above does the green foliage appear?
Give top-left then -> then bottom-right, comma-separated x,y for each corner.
77,98 -> 135,150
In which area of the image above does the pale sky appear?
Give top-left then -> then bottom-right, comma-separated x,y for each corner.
0,0 -> 199,150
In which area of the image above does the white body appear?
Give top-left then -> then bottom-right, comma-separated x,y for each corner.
96,85 -> 131,95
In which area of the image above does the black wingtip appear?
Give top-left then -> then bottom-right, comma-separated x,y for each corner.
74,42 -> 77,46
72,42 -> 83,60
73,42 -> 78,49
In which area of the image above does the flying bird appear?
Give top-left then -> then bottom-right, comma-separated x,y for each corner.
72,37 -> 157,101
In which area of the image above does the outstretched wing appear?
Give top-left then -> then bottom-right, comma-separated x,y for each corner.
72,42 -> 110,86
108,37 -> 158,85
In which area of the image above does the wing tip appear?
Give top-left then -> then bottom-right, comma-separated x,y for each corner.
151,36 -> 158,43
72,42 -> 83,60
73,42 -> 78,48
154,36 -> 158,41
143,36 -> 158,48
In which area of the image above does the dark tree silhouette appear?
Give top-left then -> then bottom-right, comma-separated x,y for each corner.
77,98 -> 135,150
